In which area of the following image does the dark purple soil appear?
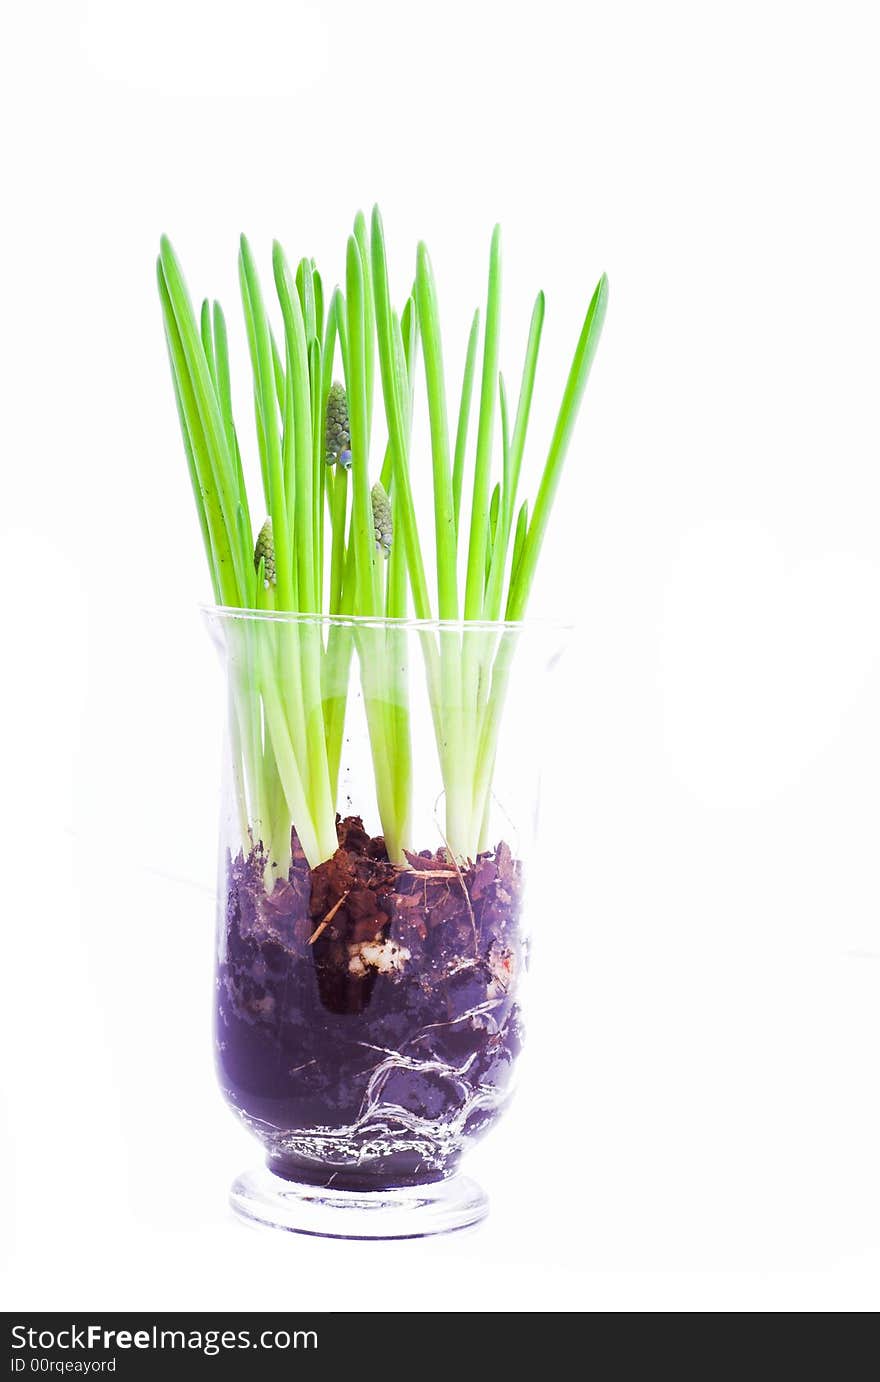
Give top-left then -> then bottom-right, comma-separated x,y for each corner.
216,817 -> 524,1189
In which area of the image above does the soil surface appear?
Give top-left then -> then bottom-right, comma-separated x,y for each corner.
217,816 -> 525,1189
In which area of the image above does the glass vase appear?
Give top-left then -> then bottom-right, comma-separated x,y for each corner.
204,609 -> 567,1238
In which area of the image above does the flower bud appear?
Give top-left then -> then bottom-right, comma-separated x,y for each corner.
254,517 -> 276,586
371,482 -> 392,558
324,382 -> 351,468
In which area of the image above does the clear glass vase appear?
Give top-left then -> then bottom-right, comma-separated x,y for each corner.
204,609 -> 567,1238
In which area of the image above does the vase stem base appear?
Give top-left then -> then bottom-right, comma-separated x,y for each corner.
229,1166 -> 488,1240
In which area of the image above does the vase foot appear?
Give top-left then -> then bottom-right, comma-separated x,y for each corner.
229,1166 -> 488,1240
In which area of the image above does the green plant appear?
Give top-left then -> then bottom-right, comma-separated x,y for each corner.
157,209 -> 606,876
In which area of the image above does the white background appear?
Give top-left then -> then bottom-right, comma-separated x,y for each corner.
1,0 -> 879,1312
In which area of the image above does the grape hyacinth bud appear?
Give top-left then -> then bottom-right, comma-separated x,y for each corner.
371,481 -> 392,558
325,382 -> 352,469
254,517 -> 276,586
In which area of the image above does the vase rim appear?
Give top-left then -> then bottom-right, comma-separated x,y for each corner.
200,603 -> 574,634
